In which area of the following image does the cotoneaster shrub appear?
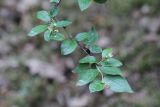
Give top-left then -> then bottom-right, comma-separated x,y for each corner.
28,0 -> 133,93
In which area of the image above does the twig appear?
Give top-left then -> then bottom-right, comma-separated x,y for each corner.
96,65 -> 104,82
53,1 -> 91,56
55,0 -> 62,7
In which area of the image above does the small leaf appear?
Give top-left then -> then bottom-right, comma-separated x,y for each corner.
54,20 -> 72,27
89,45 -> 102,53
100,58 -> 123,67
79,56 -> 96,64
102,48 -> 113,58
44,30 -> 51,42
73,64 -> 90,73
50,8 -> 59,17
83,27 -> 98,45
76,69 -> 98,86
37,11 -> 50,22
50,0 -> 59,3
103,75 -> 133,93
61,39 -> 77,55
100,66 -> 122,75
89,79 -> 105,93
50,32 -> 65,41
78,0 -> 92,11
28,25 -> 48,37
75,32 -> 89,41
76,27 -> 98,45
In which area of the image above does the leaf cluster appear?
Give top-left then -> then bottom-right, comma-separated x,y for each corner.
28,0 -> 133,93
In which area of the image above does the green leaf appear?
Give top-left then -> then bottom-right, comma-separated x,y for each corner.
89,45 -> 102,53
102,48 -> 113,58
100,58 -> 123,67
103,75 -> 133,93
44,31 -> 64,42
73,64 -> 90,73
78,0 -> 92,11
37,11 -> 50,22
76,28 -> 98,45
54,20 -> 72,27
50,0 -> 59,3
89,79 -> 105,93
50,32 -> 65,41
44,30 -> 51,42
61,39 -> 77,55
83,27 -> 99,45
50,8 -> 59,17
28,25 -> 48,37
99,66 -> 123,75
76,69 -> 98,86
79,56 -> 96,64
94,0 -> 107,4
75,32 -> 89,42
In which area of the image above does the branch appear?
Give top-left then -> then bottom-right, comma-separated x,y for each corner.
54,1 -> 91,56
55,0 -> 62,7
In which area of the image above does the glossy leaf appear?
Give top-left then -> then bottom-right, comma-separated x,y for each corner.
50,8 -> 59,17
78,0 -> 92,11
103,75 -> 133,93
75,32 -> 89,41
76,69 -> 98,86
89,79 -> 105,93
50,0 -> 59,3
44,30 -> 51,42
50,32 -> 65,41
102,48 -> 113,58
89,45 -> 102,53
54,20 -> 72,27
79,56 -> 96,64
28,25 -> 48,37
61,39 -> 77,55
100,58 -> 123,67
100,66 -> 122,75
37,11 -> 50,22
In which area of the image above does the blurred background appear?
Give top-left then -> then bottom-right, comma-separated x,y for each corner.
0,0 -> 160,107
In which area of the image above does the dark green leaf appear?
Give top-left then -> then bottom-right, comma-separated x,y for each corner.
28,25 -> 48,37
89,79 -> 105,93
103,75 -> 133,93
102,48 -> 113,58
61,39 -> 77,55
79,56 -> 96,64
76,69 -> 98,86
100,58 -> 123,67
54,20 -> 72,27
75,32 -> 89,41
78,0 -> 92,11
100,66 -> 122,75
83,27 -> 99,45
50,8 -> 59,17
94,0 -> 107,4
37,11 -> 50,22
89,45 -> 102,53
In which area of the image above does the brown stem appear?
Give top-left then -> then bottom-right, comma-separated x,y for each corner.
55,0 -> 62,7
